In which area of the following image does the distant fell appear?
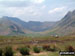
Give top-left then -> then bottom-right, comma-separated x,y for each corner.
0,16 -> 55,35
45,10 -> 75,36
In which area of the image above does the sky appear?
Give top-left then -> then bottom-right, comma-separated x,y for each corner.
0,0 -> 75,22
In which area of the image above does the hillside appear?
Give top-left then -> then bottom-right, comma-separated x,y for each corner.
0,16 -> 33,35
0,16 -> 55,35
0,9 -> 75,36
46,10 -> 75,36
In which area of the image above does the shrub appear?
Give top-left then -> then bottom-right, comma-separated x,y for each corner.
17,45 -> 30,51
0,48 -> 3,56
66,46 -> 75,52
25,45 -> 30,48
42,45 -> 51,51
33,46 -> 41,53
42,44 -> 57,52
4,46 -> 14,56
19,46 -> 30,55
50,45 -> 57,52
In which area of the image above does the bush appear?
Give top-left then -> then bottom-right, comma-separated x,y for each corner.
0,48 -> 3,56
17,45 -> 30,51
42,44 -> 57,52
33,46 -> 41,53
19,46 -> 30,55
42,45 -> 51,51
66,46 -> 75,52
4,46 -> 14,56
25,45 -> 30,49
50,45 -> 57,52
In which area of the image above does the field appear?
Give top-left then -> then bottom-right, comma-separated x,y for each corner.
0,35 -> 75,56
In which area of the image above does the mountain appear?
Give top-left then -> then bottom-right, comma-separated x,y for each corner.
0,9 -> 75,36
45,10 -> 75,36
26,21 -> 55,32
0,16 -> 33,35
0,16 -> 55,35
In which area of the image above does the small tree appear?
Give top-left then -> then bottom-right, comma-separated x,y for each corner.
0,48 -> 3,56
42,45 -> 51,51
25,45 -> 30,49
66,46 -> 75,52
33,46 -> 41,53
19,46 -> 30,55
4,46 -> 14,56
50,45 -> 57,52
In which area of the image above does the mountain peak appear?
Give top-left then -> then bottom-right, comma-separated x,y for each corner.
0,16 -> 56,35
48,9 -> 75,36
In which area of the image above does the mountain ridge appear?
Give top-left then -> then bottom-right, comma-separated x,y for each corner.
0,16 -> 56,35
0,9 -> 75,36
44,10 -> 75,36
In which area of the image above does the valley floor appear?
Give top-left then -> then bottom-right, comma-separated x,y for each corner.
0,36 -> 75,56
14,52 -> 59,56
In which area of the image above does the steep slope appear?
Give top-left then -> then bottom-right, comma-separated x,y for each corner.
0,16 -> 56,35
46,10 -> 75,36
1,9 -> 75,36
0,16 -> 33,35
26,21 -> 55,32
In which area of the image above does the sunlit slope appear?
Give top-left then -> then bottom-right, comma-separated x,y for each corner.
43,10 -> 75,36
0,16 -> 33,35
0,16 -> 55,35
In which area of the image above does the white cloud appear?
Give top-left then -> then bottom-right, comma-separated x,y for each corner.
48,7 -> 66,14
32,11 -> 42,16
13,7 -> 33,17
32,12 -> 38,16
13,9 -> 25,17
0,0 -> 26,1
30,0 -> 45,4
4,5 -> 42,17
5,7 -> 30,17
41,5 -> 46,9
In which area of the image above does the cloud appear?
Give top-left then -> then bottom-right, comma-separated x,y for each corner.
3,5 -> 42,18
0,1 -> 31,7
0,0 -> 74,22
11,6 -> 34,17
0,0 -> 45,7
12,8 -> 25,17
48,7 -> 66,14
0,0 -> 26,1
30,0 -> 45,4
41,5 -> 46,9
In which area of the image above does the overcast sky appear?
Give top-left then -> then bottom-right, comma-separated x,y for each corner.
0,0 -> 75,22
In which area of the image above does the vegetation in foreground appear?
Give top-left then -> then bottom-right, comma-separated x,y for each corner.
0,45 -> 75,56
0,36 -> 75,56
19,46 -> 30,55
